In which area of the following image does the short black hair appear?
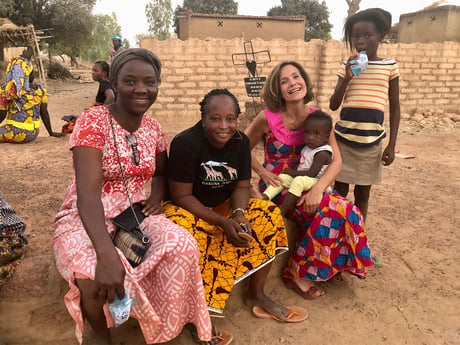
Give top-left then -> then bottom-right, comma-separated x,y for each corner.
305,109 -> 333,133
344,8 -> 392,51
199,88 -> 241,119
94,60 -> 110,77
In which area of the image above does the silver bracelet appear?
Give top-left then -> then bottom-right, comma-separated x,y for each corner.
232,208 -> 246,216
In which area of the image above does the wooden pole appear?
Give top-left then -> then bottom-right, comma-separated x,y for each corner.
29,25 -> 47,88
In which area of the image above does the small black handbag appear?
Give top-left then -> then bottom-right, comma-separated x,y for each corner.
112,202 -> 149,268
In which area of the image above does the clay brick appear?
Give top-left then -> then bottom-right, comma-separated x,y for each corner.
198,81 -> 217,88
435,88 -> 451,93
166,89 -> 186,96
165,61 -> 187,68
184,61 -> 206,67
188,75 -> 208,81
429,82 -> 445,87
206,75 -> 229,81
166,103 -> 188,110
438,76 -> 454,81
175,68 -> 194,75
438,63 -> 455,69
434,99 -> 451,105
196,68 -> 216,74
403,63 -> 421,69
165,76 -> 185,82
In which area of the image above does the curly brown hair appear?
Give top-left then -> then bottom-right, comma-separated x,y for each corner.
261,61 -> 314,112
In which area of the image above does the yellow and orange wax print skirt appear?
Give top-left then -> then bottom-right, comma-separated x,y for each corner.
163,198 -> 288,313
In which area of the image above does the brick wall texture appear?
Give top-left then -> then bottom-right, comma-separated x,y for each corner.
140,38 -> 460,127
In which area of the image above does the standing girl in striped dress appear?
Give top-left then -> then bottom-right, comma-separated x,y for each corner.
329,7 -> 401,222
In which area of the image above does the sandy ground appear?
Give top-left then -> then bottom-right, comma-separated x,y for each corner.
0,75 -> 459,345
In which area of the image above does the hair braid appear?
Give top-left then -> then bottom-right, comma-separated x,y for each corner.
199,88 -> 241,118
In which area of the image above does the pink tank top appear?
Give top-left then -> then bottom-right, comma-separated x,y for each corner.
264,108 -> 317,146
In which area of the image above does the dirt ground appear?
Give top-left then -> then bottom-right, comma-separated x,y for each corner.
0,75 -> 459,345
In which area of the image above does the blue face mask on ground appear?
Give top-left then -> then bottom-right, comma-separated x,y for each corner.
350,51 -> 368,77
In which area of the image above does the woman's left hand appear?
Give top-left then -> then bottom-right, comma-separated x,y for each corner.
297,186 -> 323,215
140,197 -> 162,216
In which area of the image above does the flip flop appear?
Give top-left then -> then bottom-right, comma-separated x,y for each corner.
372,256 -> 383,268
252,305 -> 308,323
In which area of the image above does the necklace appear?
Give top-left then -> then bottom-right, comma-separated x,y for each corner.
283,106 -> 310,131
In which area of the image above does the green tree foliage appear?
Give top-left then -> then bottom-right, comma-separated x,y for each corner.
47,0 -> 96,66
0,0 -> 14,18
146,0 -> 174,40
3,0 -> 97,66
173,0 -> 238,36
6,0 -> 52,30
268,0 -> 332,41
80,13 -> 124,62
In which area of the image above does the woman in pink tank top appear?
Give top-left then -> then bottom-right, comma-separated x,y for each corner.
246,61 -> 373,301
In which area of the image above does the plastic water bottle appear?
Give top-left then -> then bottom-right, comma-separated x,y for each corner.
350,51 -> 368,77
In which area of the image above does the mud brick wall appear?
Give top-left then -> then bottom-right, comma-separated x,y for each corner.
141,38 -> 460,128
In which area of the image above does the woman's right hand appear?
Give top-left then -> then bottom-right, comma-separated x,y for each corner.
344,55 -> 358,81
297,184 -> 323,215
220,217 -> 251,248
95,249 -> 126,304
260,168 -> 284,187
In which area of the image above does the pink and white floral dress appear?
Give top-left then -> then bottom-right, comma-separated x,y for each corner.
53,106 -> 211,344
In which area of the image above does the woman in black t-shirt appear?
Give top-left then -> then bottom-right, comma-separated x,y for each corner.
91,60 -> 115,106
165,89 -> 307,332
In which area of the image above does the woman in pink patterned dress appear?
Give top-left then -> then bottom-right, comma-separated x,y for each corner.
53,49 -> 215,345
